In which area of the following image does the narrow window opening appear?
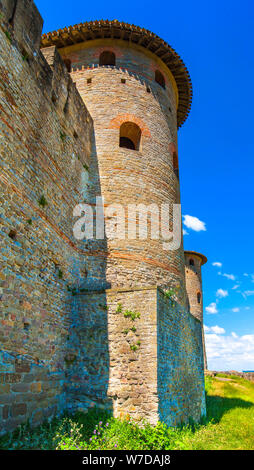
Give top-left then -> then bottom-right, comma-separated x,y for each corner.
189,259 -> 195,266
173,151 -> 179,179
121,78 -> 126,84
155,70 -> 165,89
63,58 -> 71,73
8,229 -> 17,240
99,51 -> 116,66
87,78 -> 92,84
73,130 -> 78,139
23,322 -> 30,331
119,122 -> 141,151
146,86 -> 151,93
197,292 -> 201,304
51,91 -> 57,103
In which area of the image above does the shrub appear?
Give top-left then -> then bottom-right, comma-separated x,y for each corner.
38,195 -> 48,208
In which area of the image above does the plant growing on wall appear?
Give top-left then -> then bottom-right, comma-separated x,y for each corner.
60,131 -> 67,141
116,304 -> 141,352
38,195 -> 48,208
164,287 -> 179,306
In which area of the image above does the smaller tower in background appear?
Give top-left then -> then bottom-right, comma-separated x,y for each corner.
184,251 -> 208,369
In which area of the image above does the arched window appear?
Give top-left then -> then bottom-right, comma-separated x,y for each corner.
173,152 -> 179,179
189,259 -> 194,266
155,70 -> 165,89
99,51 -> 116,66
63,58 -> 71,72
197,292 -> 201,304
119,122 -> 141,151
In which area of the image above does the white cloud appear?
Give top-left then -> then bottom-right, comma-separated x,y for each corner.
183,215 -> 206,232
232,307 -> 240,312
219,273 -> 236,281
205,330 -> 254,371
212,262 -> 222,267
232,285 -> 240,290
216,288 -> 228,298
210,325 -> 225,334
205,302 -> 218,314
204,325 -> 225,334
243,273 -> 249,277
245,307 -> 250,310
244,290 -> 254,296
182,229 -> 189,236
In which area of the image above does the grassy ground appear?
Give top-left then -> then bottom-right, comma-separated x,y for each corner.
1,375 -> 254,450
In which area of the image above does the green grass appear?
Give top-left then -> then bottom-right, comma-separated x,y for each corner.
1,376 -> 254,450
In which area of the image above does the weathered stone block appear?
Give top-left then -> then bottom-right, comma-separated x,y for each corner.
30,382 -> 42,393
11,383 -> 30,393
11,403 -> 27,417
0,373 -> 22,384
15,360 -> 31,373
0,384 -> 10,393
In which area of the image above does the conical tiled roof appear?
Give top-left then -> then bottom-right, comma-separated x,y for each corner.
41,19 -> 192,128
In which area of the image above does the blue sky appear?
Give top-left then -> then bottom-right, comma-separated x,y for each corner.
36,0 -> 254,370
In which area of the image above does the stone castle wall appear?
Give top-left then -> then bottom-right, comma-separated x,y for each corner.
0,0 -> 206,434
157,290 -> 206,425
0,0 -> 92,433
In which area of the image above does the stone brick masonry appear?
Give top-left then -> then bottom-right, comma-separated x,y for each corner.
0,0 -> 206,434
0,0 -> 93,434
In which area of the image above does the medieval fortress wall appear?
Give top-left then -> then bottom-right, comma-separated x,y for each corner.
0,0 -> 93,433
0,0 -> 206,434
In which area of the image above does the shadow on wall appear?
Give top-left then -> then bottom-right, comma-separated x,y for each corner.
157,291 -> 206,426
64,129 -> 113,415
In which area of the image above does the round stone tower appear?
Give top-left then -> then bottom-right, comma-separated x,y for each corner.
41,20 -> 192,305
184,250 -> 208,369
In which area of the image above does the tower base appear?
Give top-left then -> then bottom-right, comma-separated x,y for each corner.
67,286 -> 206,426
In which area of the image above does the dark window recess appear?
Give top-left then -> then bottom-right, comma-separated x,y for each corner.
23,323 -> 30,331
120,137 -> 136,150
155,70 -> 165,89
189,259 -> 195,266
121,78 -> 126,84
119,122 -> 141,151
8,230 -> 17,240
63,59 -> 71,73
146,86 -> 151,93
51,91 -> 57,103
99,51 -> 116,66
87,78 -> 92,84
197,292 -> 201,304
